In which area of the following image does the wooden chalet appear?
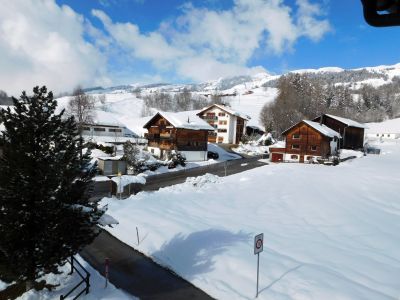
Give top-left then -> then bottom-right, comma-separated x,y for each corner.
143,111 -> 214,161
313,114 -> 366,149
270,120 -> 341,163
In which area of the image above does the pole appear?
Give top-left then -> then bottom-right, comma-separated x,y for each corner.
256,253 -> 260,298
105,258 -> 109,288
119,174 -> 122,200
136,226 -> 140,245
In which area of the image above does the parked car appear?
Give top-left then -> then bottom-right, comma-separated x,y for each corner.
207,151 -> 219,159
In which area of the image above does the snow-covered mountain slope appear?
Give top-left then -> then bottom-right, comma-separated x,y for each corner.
54,62 -> 400,135
367,117 -> 400,133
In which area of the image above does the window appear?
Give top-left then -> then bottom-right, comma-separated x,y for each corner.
388,134 -> 390,137
150,149 -> 154,154
311,145 -> 317,151
292,134 -> 300,139
218,112 -> 226,117
83,127 -> 91,131
291,155 -> 298,159
93,127 -> 106,132
109,128 -> 122,133
218,129 -> 227,133
219,120 -> 227,125
307,156 -> 314,160
291,144 -> 300,150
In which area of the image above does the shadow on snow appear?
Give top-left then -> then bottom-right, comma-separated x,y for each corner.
152,229 -> 250,279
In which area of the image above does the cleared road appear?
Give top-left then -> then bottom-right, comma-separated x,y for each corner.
81,231 -> 214,300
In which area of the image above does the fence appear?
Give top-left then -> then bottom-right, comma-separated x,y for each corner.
60,256 -> 90,300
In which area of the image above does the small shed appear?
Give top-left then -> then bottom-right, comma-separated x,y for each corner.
97,157 -> 127,176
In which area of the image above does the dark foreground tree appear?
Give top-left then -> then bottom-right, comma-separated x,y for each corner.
0,86 -> 103,289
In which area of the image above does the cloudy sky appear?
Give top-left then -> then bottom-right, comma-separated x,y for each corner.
1,0 -> 399,95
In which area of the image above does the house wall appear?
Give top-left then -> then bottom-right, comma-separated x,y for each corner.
314,115 -> 364,149
144,114 -> 209,161
98,160 -> 127,175
180,151 -> 208,161
82,125 -> 133,137
285,124 -> 330,156
198,106 -> 247,144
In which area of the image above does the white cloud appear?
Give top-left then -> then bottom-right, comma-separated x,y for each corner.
0,0 -> 110,95
93,0 -> 331,82
0,0 -> 331,93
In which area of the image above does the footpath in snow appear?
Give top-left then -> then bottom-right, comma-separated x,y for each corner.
101,140 -> 400,300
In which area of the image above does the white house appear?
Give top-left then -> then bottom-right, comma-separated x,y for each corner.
367,132 -> 400,139
82,110 -> 141,145
197,104 -> 250,144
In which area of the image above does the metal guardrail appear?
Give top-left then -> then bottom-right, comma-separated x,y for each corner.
60,256 -> 90,300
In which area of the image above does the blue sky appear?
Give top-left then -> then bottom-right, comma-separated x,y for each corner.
1,0 -> 400,94
56,0 -> 400,73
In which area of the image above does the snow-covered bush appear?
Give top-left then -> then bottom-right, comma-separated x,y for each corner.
168,151 -> 186,169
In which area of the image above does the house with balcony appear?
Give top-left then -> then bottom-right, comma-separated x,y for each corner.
197,104 -> 250,144
143,111 -> 214,161
270,120 -> 341,163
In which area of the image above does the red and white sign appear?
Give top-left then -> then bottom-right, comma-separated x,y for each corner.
254,233 -> 264,255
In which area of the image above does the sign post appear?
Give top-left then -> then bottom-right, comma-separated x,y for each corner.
254,233 -> 264,298
118,172 -> 122,200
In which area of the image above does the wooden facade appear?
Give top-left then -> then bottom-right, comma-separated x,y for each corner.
284,122 -> 331,162
144,113 -> 208,159
270,120 -> 340,163
313,115 -> 365,149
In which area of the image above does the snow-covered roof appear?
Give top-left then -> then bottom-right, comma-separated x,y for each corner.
144,111 -> 214,131
198,104 -> 251,121
303,120 -> 342,138
324,114 -> 367,129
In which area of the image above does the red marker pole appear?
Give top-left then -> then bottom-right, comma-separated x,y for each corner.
105,258 -> 109,288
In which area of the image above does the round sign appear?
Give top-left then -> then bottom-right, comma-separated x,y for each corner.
256,239 -> 263,249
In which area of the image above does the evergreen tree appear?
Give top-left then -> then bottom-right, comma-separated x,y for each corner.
123,141 -> 140,174
0,86 -> 103,289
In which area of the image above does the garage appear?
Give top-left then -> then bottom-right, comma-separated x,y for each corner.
271,152 -> 284,162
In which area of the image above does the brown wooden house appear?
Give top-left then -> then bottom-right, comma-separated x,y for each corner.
270,120 -> 341,163
313,114 -> 366,149
143,111 -> 214,161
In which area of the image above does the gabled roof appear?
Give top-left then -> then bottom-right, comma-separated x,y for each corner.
282,120 -> 341,138
143,111 -> 214,131
321,114 -> 367,129
197,104 -> 251,121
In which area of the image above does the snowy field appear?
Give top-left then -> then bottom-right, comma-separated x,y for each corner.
100,140 -> 400,300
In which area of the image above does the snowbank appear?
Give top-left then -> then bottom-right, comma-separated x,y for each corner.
15,256 -> 134,300
111,175 -> 146,193
101,140 -> 400,300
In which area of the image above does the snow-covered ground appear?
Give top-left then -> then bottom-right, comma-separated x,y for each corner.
100,139 -> 400,300
11,256 -> 134,300
367,117 -> 400,134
